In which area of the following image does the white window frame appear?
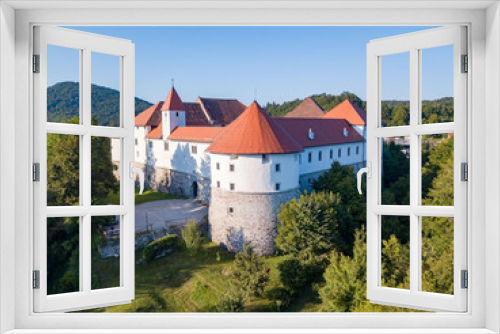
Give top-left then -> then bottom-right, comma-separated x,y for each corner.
1,2 -> 498,333
365,26 -> 467,312
32,26 -> 136,313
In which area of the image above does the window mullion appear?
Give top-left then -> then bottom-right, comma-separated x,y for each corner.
409,47 -> 420,294
81,48 -> 92,294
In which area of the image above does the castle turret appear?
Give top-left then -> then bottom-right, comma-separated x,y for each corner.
161,87 -> 186,139
206,102 -> 302,255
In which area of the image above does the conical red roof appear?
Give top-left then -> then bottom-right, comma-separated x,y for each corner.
323,100 -> 366,125
206,102 -> 302,155
161,87 -> 186,111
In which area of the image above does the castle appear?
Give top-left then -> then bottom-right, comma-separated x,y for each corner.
113,87 -> 367,255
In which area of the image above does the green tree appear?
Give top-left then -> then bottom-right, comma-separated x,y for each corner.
275,191 -> 354,261
181,220 -> 202,256
229,243 -> 269,300
319,228 -> 411,312
313,161 -> 366,224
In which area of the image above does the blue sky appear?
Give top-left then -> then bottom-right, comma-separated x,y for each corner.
49,26 -> 453,105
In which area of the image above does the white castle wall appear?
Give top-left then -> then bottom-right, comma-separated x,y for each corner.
210,153 -> 300,193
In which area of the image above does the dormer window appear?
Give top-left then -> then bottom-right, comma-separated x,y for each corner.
343,128 -> 349,138
308,128 -> 315,141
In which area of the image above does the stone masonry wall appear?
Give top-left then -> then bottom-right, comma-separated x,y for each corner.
209,187 -> 299,256
133,163 -> 211,204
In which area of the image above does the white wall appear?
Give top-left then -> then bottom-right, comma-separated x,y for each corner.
162,110 -> 186,139
134,126 -> 149,164
148,139 -> 211,178
299,142 -> 365,176
210,153 -> 299,193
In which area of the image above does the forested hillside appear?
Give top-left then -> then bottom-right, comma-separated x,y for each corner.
265,92 -> 454,126
265,92 -> 366,117
47,82 -> 152,126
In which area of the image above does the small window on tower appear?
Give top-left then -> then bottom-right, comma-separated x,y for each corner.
348,147 -> 351,156
229,164 -> 235,172
149,141 -> 153,148
216,162 -> 220,170
338,148 -> 342,158
217,181 -> 220,188
356,146 -> 360,155
230,183 -> 235,191
191,145 -> 197,154
299,154 -> 302,165
308,152 -> 312,163
176,112 -> 179,117
319,151 -> 322,161
135,138 -> 138,146
228,207 -> 234,214
275,183 -> 281,191
164,142 -> 169,151
330,149 -> 333,159
275,164 -> 281,172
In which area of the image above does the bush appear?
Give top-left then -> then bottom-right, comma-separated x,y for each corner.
275,191 -> 354,262
130,291 -> 166,312
264,286 -> 293,311
181,220 -> 202,256
142,234 -> 180,264
215,289 -> 245,312
278,258 -> 308,293
229,243 -> 269,299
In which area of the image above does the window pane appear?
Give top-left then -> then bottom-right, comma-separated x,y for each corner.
47,133 -> 80,206
381,215 -> 410,289
421,134 -> 454,206
91,136 -> 120,205
382,137 -> 410,205
421,216 -> 454,294
92,216 -> 121,290
91,52 -> 121,127
47,217 -> 80,295
421,45 -> 454,124
47,45 -> 80,124
381,52 -> 410,127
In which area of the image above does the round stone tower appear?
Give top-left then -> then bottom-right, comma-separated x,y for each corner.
206,102 -> 302,256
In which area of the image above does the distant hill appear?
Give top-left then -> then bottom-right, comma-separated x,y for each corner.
265,92 -> 453,126
264,92 -> 366,118
47,82 -> 152,126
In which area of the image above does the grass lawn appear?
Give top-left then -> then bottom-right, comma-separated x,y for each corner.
85,240 -> 322,313
106,187 -> 187,206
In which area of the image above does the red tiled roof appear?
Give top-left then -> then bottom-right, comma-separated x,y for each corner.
169,127 -> 225,143
284,97 -> 325,118
198,97 -> 246,125
323,100 -> 367,125
184,102 -> 211,126
162,87 -> 186,111
207,102 -> 302,155
146,123 -> 163,139
135,102 -> 162,127
274,118 -> 365,148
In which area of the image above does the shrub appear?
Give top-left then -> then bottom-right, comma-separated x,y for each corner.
278,258 -> 308,293
181,220 -> 202,256
130,291 -> 166,312
215,290 -> 245,312
264,286 -> 293,311
229,243 -> 269,299
142,234 -> 180,264
275,191 -> 354,262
